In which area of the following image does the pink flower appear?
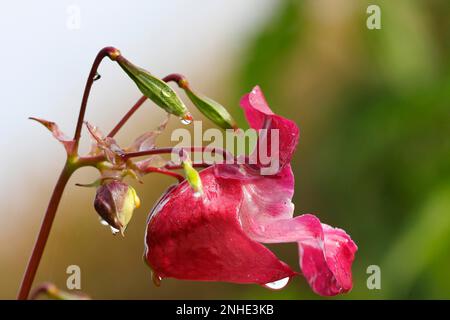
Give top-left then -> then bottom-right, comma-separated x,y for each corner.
144,86 -> 357,296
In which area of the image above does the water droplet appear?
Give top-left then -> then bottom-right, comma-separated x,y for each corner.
99,219 -> 109,226
93,72 -> 101,81
180,114 -> 193,125
161,87 -> 173,98
110,226 -> 120,235
152,272 -> 162,287
193,191 -> 202,198
263,277 -> 290,290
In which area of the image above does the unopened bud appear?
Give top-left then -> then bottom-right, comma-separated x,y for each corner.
184,87 -> 237,130
182,159 -> 203,195
94,180 -> 140,235
115,55 -> 191,121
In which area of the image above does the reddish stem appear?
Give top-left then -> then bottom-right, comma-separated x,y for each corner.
122,146 -> 232,162
107,95 -> 147,138
29,282 -> 59,300
141,167 -> 185,182
29,282 -> 90,300
73,47 -> 120,144
164,162 -> 210,170
162,73 -> 186,86
17,165 -> 73,300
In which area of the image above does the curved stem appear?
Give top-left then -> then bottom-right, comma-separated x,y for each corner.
162,73 -> 186,86
165,162 -> 210,170
122,146 -> 232,162
29,282 -> 90,300
17,164 -> 74,300
141,167 -> 184,182
29,282 -> 56,300
73,47 -> 119,146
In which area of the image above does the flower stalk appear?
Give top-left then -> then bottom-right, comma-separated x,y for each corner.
17,163 -> 73,300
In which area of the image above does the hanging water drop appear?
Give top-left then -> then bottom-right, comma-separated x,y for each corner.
263,277 -> 290,290
110,226 -> 120,235
93,72 -> 101,81
152,272 -> 162,287
180,113 -> 193,125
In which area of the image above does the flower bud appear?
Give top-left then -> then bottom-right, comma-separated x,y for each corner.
115,55 -> 191,122
94,180 -> 141,235
182,159 -> 203,196
183,84 -> 237,130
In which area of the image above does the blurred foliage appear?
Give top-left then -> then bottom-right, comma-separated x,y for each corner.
234,0 -> 450,299
237,0 -> 304,118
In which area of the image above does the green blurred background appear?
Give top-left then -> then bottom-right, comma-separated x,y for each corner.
2,0 -> 449,299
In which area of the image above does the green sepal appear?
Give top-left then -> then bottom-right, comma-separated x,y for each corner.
184,88 -> 237,130
117,56 -> 191,120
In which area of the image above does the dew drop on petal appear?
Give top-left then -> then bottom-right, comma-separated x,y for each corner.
193,191 -> 202,198
110,226 -> 120,235
152,272 -> 162,287
263,277 -> 290,290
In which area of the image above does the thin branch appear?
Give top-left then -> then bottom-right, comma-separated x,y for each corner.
29,282 -> 90,300
107,95 -> 147,138
17,165 -> 73,300
122,146 -> 232,162
164,162 -> 210,170
141,167 -> 185,182
73,47 -> 120,145
162,73 -> 186,86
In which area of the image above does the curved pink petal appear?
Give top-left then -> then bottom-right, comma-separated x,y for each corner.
299,224 -> 357,296
240,86 -> 299,171
145,167 -> 295,285
231,164 -> 357,296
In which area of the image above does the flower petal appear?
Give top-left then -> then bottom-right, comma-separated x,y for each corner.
299,225 -> 357,296
128,114 -> 170,152
145,167 -> 295,285
240,86 -> 299,171
85,122 -> 124,163
233,164 -> 357,296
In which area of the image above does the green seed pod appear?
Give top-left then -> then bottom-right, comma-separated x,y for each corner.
183,84 -> 237,130
116,55 -> 192,122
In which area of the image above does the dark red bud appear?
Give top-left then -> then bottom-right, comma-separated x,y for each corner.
94,180 -> 140,235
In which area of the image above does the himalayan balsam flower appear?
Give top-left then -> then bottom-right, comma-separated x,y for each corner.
144,86 -> 357,296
